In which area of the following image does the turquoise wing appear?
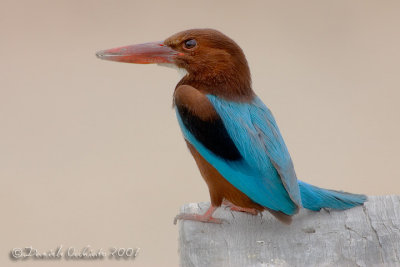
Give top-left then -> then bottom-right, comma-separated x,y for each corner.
176,95 -> 302,215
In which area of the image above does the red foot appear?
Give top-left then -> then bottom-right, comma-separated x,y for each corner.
223,200 -> 259,215
174,205 -> 227,224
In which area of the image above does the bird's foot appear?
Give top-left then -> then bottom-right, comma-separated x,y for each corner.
173,213 -> 226,224
174,205 -> 227,225
223,200 -> 259,215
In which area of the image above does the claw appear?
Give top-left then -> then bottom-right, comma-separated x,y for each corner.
174,205 -> 227,224
223,200 -> 259,215
174,213 -> 226,224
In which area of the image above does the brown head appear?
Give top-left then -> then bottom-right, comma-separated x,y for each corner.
96,29 -> 253,100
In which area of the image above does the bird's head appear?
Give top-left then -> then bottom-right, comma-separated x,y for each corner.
96,29 -> 253,100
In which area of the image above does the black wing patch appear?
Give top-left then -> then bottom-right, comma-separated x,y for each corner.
177,105 -> 242,161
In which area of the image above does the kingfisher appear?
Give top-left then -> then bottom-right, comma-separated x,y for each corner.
96,29 -> 367,224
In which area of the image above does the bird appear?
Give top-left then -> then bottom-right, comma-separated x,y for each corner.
96,28 -> 367,224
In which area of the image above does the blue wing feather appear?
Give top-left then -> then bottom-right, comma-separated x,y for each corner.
176,95 -> 302,215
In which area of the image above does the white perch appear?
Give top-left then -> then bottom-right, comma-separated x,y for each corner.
178,195 -> 400,267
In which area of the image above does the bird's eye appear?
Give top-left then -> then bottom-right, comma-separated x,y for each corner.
184,39 -> 197,49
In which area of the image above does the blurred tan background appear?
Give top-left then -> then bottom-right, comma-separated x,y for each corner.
1,0 -> 399,266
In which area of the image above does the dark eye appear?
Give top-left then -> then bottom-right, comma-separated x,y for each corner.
184,39 -> 197,49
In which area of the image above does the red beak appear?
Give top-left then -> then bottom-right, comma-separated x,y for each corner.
96,41 -> 181,64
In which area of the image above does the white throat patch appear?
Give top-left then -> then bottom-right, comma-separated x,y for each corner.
157,63 -> 188,79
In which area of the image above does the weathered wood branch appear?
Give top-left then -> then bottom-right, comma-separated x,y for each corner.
178,196 -> 400,267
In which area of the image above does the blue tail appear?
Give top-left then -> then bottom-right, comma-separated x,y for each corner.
298,180 -> 367,211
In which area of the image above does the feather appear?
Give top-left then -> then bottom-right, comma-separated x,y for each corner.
176,95 -> 300,215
